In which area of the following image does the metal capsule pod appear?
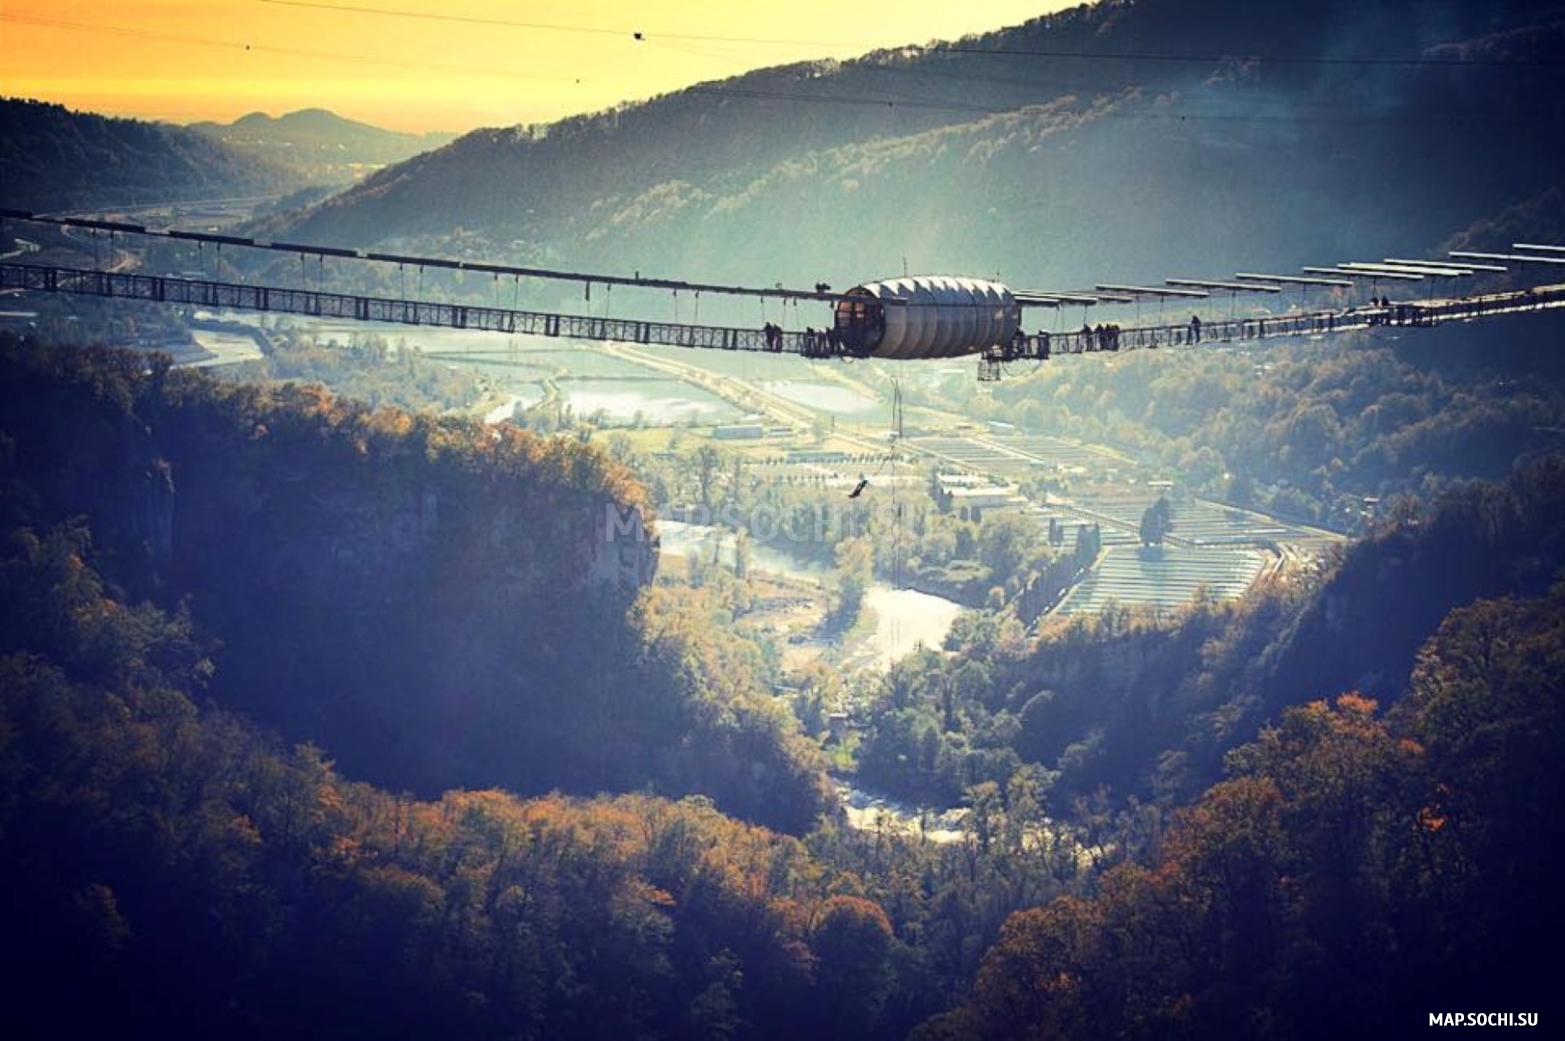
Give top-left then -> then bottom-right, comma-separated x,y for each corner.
833,275 -> 1020,359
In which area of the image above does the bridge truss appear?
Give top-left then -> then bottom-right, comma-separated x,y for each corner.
4,203 -> 1565,377
4,262 -> 1563,377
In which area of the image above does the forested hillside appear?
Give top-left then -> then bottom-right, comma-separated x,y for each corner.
856,456 -> 1565,811
0,550 -> 884,1038
924,584 -> 1565,1037
0,341 -> 829,832
0,98 -> 302,212
4,339 -> 1564,1036
265,0 -> 1564,294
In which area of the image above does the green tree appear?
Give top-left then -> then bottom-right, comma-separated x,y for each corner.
1138,496 -> 1173,546
978,512 -> 1037,584
833,535 -> 874,628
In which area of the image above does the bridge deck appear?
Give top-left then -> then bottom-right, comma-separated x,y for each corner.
4,263 -> 1563,363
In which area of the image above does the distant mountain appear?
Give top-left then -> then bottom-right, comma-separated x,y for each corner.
0,97 -> 303,213
188,107 -> 458,183
267,0 -> 1565,299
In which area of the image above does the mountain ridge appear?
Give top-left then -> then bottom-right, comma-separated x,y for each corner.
256,0 -> 1565,299
187,107 -> 459,180
0,97 -> 303,213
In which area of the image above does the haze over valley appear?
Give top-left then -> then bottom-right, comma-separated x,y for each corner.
2,1 -> 1564,1037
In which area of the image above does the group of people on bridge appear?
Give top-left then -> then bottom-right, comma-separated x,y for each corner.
800,327 -> 840,358
1080,322 -> 1124,352
1004,329 -> 1052,361
761,321 -> 785,351
762,321 -> 842,358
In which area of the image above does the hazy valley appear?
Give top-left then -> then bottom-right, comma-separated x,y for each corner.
3,0 -> 1564,1037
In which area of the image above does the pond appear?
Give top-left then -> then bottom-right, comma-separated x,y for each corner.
763,380 -> 883,416
560,379 -> 741,426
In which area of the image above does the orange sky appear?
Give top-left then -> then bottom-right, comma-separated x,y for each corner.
0,1 -> 1072,133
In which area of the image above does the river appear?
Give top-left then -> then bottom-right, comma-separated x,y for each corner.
860,586 -> 964,670
656,520 -> 965,672
659,520 -> 973,836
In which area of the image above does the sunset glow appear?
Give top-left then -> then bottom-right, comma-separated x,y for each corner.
0,0 -> 1070,132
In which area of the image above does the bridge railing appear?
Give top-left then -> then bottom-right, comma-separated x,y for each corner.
1010,285 -> 1565,358
5,263 -> 1563,365
0,263 -> 783,351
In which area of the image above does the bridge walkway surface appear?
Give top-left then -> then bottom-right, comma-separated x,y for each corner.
4,262 -> 1563,364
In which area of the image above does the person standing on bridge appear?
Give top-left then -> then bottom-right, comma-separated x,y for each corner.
1190,314 -> 1202,343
